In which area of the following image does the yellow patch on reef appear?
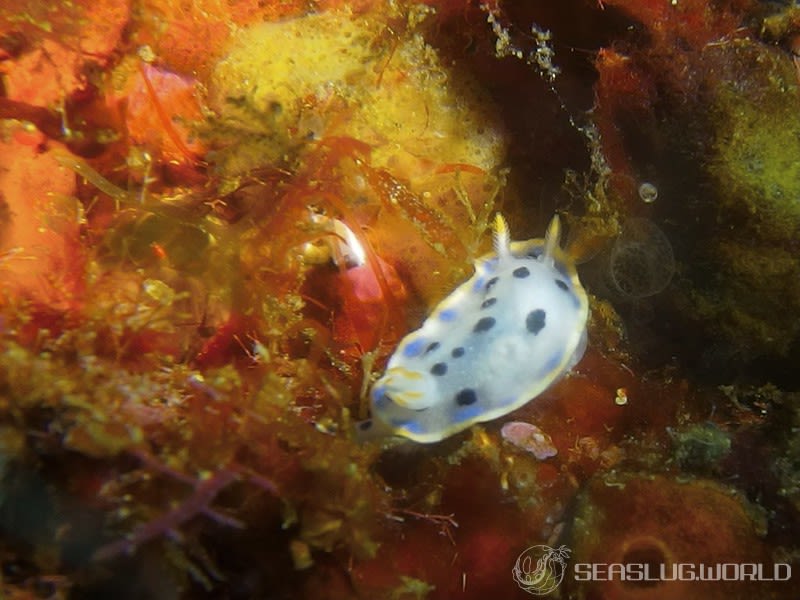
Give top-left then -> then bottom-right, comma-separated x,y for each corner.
208,7 -> 505,176
208,5 -> 507,308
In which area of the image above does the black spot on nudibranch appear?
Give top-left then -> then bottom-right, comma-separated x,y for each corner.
526,309 -> 546,335
425,342 -> 440,354
431,362 -> 448,376
454,388 -> 478,406
555,279 -> 569,291
451,347 -> 465,358
513,266 -> 530,278
485,276 -> 499,292
473,316 -> 496,333
481,297 -> 497,309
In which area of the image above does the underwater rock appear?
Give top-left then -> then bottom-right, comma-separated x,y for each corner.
6,1 -> 800,598
592,8 -> 800,371
566,473 -> 784,600
706,40 -> 800,246
686,39 -> 800,361
669,422 -> 731,475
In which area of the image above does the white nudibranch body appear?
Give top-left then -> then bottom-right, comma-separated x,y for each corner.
359,214 -> 589,443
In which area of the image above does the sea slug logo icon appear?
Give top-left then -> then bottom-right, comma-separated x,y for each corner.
512,544 -> 571,595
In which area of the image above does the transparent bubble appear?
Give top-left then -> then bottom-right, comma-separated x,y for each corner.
638,182 -> 658,204
606,218 -> 675,299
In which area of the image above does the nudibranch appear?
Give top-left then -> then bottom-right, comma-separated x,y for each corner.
359,214 -> 589,443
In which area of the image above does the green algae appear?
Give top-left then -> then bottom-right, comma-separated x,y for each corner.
670,422 -> 731,475
709,40 -> 800,243
682,39 -> 800,358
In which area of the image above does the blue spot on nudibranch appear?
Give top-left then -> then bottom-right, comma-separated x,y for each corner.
476,258 -> 499,277
438,308 -> 458,322
472,276 -> 486,292
454,403 -> 483,422
392,419 -> 424,434
402,338 -> 427,358
373,392 -> 391,408
405,422 -> 426,435
543,351 -> 563,374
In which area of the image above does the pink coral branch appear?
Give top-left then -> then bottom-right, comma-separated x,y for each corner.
128,448 -> 198,485
94,469 -> 240,561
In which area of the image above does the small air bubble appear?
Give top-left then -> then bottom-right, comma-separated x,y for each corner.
638,182 -> 658,204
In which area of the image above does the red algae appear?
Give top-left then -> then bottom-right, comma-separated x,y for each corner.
0,142 -> 83,303
127,63 -> 206,166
